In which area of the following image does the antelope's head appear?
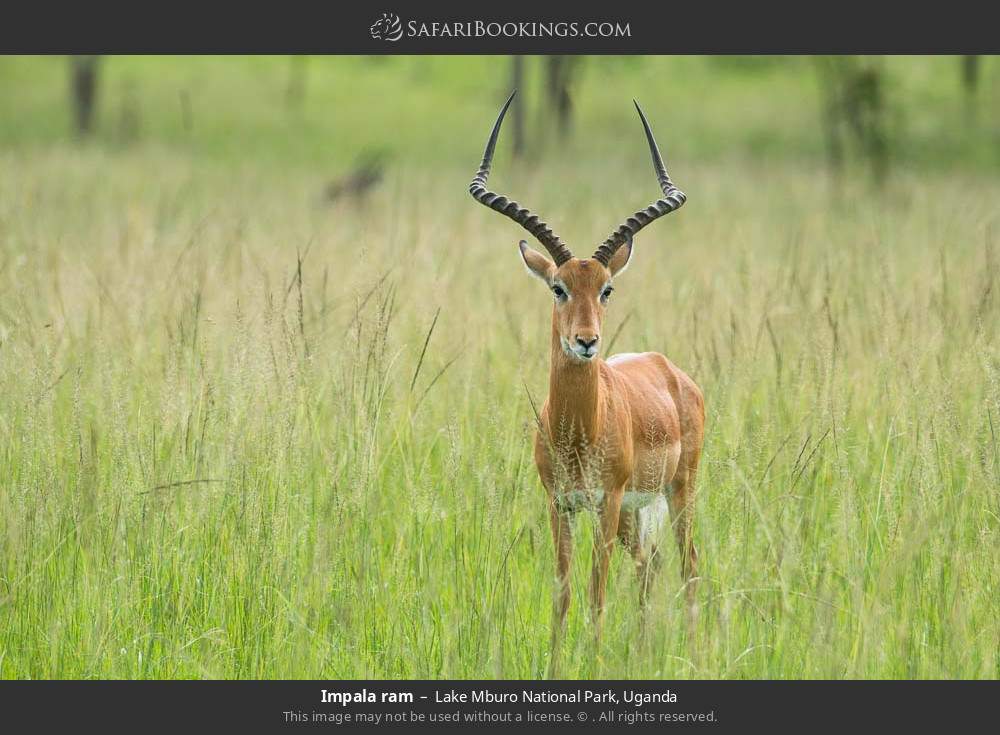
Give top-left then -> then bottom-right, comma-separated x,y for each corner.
469,91 -> 686,364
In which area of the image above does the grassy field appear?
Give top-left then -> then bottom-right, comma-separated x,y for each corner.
1,56 -> 999,679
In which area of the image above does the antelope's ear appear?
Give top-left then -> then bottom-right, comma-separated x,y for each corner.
607,237 -> 633,277
518,240 -> 556,284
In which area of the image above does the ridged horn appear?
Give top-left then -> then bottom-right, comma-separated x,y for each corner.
592,100 -> 686,266
469,90 -> 574,267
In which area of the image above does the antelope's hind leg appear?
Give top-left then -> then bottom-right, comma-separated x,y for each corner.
668,466 -> 700,607
620,496 -> 669,610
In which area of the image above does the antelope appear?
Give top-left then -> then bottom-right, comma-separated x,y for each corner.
468,92 -> 705,647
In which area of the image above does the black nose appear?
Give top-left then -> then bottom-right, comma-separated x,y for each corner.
576,336 -> 599,350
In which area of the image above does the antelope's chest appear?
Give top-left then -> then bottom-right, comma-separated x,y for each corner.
543,435 -> 679,490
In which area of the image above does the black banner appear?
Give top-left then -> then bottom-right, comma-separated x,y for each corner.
1,680 -> 996,731
0,3 -> 997,54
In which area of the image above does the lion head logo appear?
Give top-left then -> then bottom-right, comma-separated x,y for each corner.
370,13 -> 403,42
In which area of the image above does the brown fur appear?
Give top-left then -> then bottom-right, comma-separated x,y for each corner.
521,244 -> 705,650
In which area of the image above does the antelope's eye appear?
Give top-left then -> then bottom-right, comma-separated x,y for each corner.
552,285 -> 566,299
601,286 -> 614,302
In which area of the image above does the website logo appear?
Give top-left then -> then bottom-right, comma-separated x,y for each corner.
368,15 -> 631,42
370,13 -> 404,42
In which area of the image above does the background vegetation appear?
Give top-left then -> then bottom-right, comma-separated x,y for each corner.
0,56 -> 998,678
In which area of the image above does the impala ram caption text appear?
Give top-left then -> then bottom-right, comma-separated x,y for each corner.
319,688 -> 678,707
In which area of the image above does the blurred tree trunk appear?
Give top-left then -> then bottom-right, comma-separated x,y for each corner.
286,56 -> 308,109
545,56 -> 579,135
70,56 -> 101,137
510,56 -> 525,158
816,58 -> 846,176
961,56 -> 980,124
815,56 -> 889,186
961,55 -> 980,93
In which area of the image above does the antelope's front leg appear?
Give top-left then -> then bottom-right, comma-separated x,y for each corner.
548,501 -> 574,645
589,483 -> 625,632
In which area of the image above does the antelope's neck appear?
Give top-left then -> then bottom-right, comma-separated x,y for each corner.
547,321 -> 605,448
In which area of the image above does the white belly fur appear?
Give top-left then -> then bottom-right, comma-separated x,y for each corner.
637,494 -> 670,551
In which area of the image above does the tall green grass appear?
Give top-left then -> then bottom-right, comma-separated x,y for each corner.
1,139 -> 997,678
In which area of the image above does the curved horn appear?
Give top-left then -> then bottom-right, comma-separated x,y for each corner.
592,100 -> 686,266
469,90 -> 574,267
